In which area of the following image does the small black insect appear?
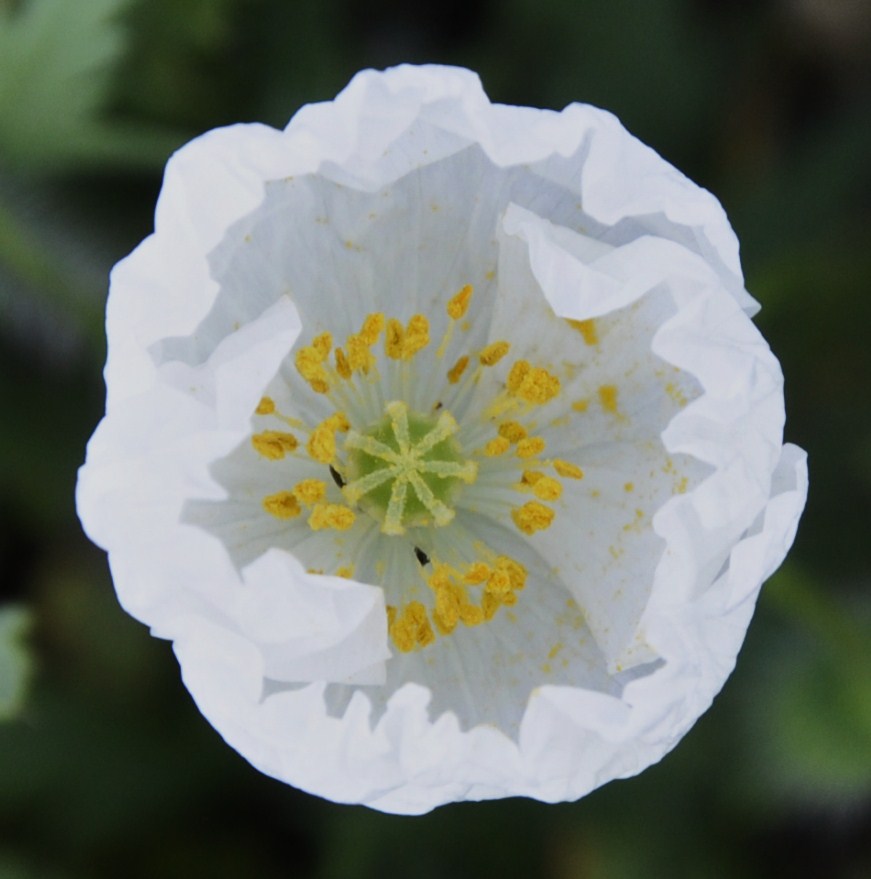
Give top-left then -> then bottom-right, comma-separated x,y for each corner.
329,465 -> 346,488
414,546 -> 431,566
433,400 -> 443,410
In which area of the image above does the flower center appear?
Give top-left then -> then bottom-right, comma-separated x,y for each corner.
245,285 -> 594,654
343,401 -> 478,535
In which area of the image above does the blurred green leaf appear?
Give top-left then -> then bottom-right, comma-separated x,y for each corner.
733,567 -> 871,805
0,605 -> 33,721
0,0 -> 180,172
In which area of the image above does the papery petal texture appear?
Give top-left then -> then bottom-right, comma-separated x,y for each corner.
77,64 -> 807,814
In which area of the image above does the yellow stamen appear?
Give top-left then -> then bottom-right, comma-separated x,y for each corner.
295,347 -> 330,394
385,318 -> 404,359
308,503 -> 356,531
327,411 -> 350,432
447,355 -> 469,384
347,334 -> 377,374
512,501 -> 555,535
334,347 -> 352,379
506,360 -> 530,394
498,421 -> 528,443
255,396 -> 275,415
360,312 -> 385,344
566,318 -> 598,345
307,417 -> 341,463
431,571 -> 461,635
402,314 -> 430,359
496,556 -> 527,590
292,479 -> 327,505
533,477 -> 562,501
251,431 -> 298,460
263,491 -> 302,520
479,341 -> 510,367
312,331 -> 332,359
553,459 -> 584,479
516,437 -> 546,459
463,562 -> 491,584
446,284 -> 473,320
513,366 -> 561,405
484,436 -> 511,457
485,568 -> 512,598
390,601 -> 435,652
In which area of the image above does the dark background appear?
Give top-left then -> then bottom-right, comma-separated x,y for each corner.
1,0 -> 870,876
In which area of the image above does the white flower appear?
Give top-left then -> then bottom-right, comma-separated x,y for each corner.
76,64 -> 808,814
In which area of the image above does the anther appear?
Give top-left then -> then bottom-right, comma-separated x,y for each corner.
446,284 -> 473,320
479,341 -> 510,367
252,431 -> 298,460
553,459 -> 584,479
263,491 -> 302,520
511,501 -> 555,535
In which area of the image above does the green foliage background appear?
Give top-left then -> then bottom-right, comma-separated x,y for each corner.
1,0 -> 869,875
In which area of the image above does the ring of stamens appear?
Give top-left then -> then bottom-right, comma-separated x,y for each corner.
251,287 -> 596,654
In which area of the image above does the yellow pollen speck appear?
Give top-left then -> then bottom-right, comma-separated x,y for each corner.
402,314 -> 430,359
447,284 -> 473,320
665,381 -> 688,407
256,396 -> 275,415
553,459 -> 584,480
599,384 -> 619,413
624,482 -> 634,492
308,503 -> 356,531
336,565 -> 355,579
516,437 -> 546,459
479,341 -> 510,366
571,399 -> 589,412
263,491 -> 302,519
484,436 -> 511,457
251,430 -> 298,460
566,318 -> 599,345
447,355 -> 469,384
498,421 -> 528,443
548,642 -> 564,660
512,501 -> 555,534
293,479 -> 327,505
390,601 -> 436,652
385,318 -> 404,359
676,476 -> 689,494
